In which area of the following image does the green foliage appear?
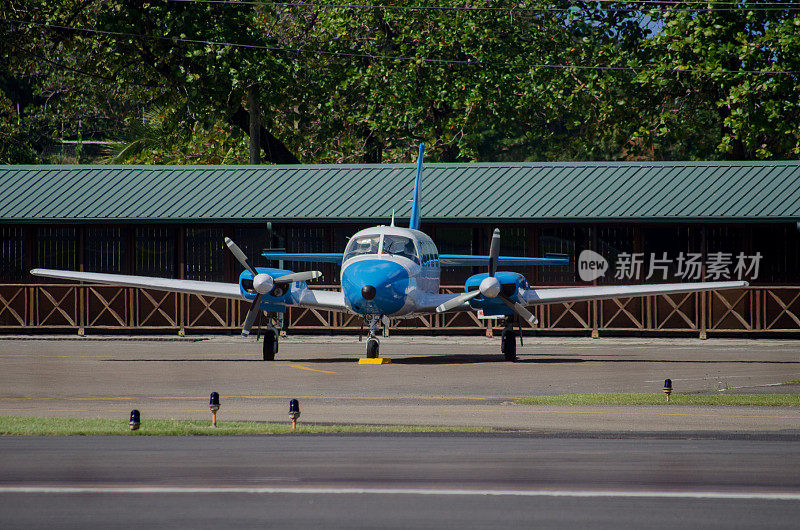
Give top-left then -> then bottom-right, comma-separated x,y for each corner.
103,109 -> 250,164
0,416 -> 493,435
2,1 -> 799,164
516,393 -> 800,406
634,4 -> 800,160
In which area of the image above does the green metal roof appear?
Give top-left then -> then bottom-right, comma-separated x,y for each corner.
1,161 -> 799,223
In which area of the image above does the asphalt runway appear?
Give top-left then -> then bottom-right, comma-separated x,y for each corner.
2,336 -> 800,527
1,435 -> 799,528
1,336 -> 800,432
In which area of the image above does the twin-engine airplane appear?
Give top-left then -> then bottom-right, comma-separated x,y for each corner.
32,144 -> 747,361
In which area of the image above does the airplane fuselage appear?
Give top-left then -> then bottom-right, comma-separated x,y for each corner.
340,226 -> 440,317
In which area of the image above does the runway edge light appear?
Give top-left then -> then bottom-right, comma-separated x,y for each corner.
663,379 -> 673,402
289,399 -> 300,430
129,409 -> 140,431
209,392 -> 220,427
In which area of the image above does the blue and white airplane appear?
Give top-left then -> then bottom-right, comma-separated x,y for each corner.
32,144 -> 747,361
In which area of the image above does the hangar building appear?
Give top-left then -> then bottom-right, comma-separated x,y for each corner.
1,161 -> 799,336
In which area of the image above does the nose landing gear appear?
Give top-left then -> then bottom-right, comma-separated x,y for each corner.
365,315 -> 380,359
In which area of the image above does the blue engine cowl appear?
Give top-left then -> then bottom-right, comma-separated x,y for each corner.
239,267 -> 303,313
464,271 -> 528,317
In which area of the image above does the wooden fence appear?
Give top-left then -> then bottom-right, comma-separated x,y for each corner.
1,284 -> 799,337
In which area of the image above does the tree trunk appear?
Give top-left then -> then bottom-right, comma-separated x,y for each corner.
247,86 -> 260,164
230,107 -> 300,164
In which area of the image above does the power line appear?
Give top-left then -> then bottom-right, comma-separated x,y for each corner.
165,0 -> 800,13
20,48 -> 158,88
13,20 -> 800,76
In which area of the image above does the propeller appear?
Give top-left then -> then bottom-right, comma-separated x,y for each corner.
225,237 -> 321,337
435,229 -> 538,326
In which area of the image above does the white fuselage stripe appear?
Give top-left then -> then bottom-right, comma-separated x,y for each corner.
1,486 -> 799,500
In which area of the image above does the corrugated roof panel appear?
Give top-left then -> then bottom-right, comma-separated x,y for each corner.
1,169 -> 34,216
323,168 -> 368,218
658,165 -> 715,218
629,166 -> 674,217
490,167 -> 527,218
691,165 -> 736,216
1,162 -> 799,223
430,166 -> 471,218
523,166 -> 567,216
647,165 -> 696,217
732,165 -> 786,217
598,166 -> 633,217
759,168 -> 800,217
459,166 -> 505,218
425,166 -> 459,216
708,166 -> 759,217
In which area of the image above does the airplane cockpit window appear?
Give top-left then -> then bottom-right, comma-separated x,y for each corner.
343,234 -> 381,262
421,241 -> 431,266
382,235 -> 420,264
424,241 -> 434,267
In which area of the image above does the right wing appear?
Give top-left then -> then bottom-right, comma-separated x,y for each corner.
439,254 -> 569,267
521,281 -> 748,305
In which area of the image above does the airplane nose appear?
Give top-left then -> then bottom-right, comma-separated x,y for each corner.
362,285 -> 376,301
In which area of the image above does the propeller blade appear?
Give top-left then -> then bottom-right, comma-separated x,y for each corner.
274,270 -> 322,283
241,294 -> 262,338
499,295 -> 538,326
488,228 -> 500,277
225,237 -> 257,276
436,290 -> 480,313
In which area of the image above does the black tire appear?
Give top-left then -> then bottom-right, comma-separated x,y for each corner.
263,330 -> 278,361
366,338 -> 379,359
501,330 -> 517,362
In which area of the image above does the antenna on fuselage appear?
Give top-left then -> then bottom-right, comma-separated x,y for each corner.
409,143 -> 424,231
390,209 -> 395,227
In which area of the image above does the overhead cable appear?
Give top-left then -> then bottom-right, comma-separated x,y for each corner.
12,20 -> 800,76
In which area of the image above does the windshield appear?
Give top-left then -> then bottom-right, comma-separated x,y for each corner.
343,234 -> 381,262
382,235 -> 419,264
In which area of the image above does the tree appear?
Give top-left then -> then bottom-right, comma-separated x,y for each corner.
632,4 -> 800,160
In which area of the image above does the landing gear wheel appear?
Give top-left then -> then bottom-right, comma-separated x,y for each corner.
366,338 -> 380,359
263,329 -> 278,361
501,329 -> 517,362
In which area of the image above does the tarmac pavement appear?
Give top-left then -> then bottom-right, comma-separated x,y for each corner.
1,336 -> 799,432
1,435 -> 799,529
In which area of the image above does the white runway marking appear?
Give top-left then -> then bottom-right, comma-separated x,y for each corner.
1,486 -> 799,501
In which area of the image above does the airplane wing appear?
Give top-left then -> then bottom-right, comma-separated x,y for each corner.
520,281 -> 748,305
291,289 -> 347,312
262,252 -> 343,264
31,269 -> 245,299
439,255 -> 569,267
30,268 -> 350,312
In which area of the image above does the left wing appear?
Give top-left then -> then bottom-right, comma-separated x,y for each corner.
30,268 -> 349,312
31,269 -> 245,299
262,252 -> 343,265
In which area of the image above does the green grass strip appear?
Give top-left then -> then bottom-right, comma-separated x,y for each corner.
0,416 -> 494,436
515,393 -> 800,406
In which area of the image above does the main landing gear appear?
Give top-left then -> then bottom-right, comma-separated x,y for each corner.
365,315 -> 380,359
260,314 -> 279,361
500,319 -> 517,362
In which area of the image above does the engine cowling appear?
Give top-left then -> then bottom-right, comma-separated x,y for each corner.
464,271 -> 528,316
238,267 -> 299,313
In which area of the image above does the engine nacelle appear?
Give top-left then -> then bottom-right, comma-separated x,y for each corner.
239,267 -> 303,313
464,271 -> 528,317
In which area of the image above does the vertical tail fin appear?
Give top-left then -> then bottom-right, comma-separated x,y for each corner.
409,143 -> 424,230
